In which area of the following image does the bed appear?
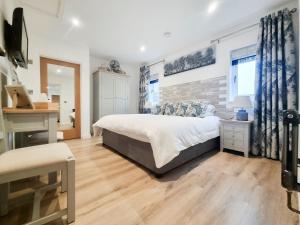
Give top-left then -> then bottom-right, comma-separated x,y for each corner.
93,113 -> 220,176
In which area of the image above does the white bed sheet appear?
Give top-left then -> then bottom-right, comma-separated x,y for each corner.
93,114 -> 220,168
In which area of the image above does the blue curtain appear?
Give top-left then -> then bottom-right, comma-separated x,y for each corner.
253,9 -> 297,159
139,65 -> 151,113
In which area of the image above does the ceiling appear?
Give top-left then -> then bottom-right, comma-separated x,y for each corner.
16,0 -> 295,64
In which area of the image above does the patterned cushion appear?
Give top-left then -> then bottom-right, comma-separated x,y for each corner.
185,102 -> 216,117
151,105 -> 162,115
202,104 -> 216,117
175,102 -> 189,116
164,103 -> 178,116
159,103 -> 166,115
185,102 -> 202,117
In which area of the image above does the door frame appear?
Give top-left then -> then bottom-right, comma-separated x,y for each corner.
40,57 -> 81,140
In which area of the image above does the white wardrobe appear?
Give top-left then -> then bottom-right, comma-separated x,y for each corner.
93,70 -> 129,122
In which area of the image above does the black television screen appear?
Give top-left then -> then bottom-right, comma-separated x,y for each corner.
12,8 -> 28,68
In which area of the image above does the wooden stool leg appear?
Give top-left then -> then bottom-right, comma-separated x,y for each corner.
61,170 -> 67,193
0,183 -> 9,216
67,160 -> 75,224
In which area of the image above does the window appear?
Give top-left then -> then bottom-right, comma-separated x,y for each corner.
230,45 -> 256,100
148,78 -> 159,106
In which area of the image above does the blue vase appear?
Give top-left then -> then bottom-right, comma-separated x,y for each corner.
236,109 -> 248,121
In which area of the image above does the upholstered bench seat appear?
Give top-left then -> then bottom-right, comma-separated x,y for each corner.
0,142 -> 75,224
0,143 -> 73,177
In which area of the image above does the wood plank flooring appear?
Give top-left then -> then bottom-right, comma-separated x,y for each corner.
0,138 -> 299,225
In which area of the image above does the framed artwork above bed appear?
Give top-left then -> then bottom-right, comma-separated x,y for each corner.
164,45 -> 216,76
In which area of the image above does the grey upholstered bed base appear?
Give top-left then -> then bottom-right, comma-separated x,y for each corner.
102,129 -> 220,176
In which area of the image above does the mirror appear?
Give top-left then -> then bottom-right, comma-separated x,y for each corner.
47,64 -> 75,131
40,57 -> 81,140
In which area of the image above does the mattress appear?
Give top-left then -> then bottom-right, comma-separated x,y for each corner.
93,114 -> 220,168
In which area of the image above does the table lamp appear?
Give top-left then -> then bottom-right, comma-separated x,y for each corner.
231,96 -> 253,121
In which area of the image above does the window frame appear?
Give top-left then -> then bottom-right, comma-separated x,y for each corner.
229,44 -> 257,101
148,75 -> 160,107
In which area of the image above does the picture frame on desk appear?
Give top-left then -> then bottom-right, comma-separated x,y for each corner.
5,84 -> 34,109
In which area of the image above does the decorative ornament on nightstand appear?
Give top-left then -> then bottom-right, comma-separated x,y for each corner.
231,96 -> 253,121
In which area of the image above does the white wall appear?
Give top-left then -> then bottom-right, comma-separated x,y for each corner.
0,0 -> 16,75
150,1 -> 299,93
0,0 -> 18,51
89,56 -> 139,122
15,34 -> 91,138
148,28 -> 258,90
0,0 -> 91,138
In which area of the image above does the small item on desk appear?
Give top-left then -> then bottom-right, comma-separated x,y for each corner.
5,84 -> 35,109
34,93 -> 58,110
34,102 -> 58,110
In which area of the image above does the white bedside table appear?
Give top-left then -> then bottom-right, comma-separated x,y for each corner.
220,119 -> 253,157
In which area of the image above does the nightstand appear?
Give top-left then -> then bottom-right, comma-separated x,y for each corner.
220,119 -> 253,157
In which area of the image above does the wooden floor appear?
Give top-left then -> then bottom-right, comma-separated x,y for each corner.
0,138 -> 299,225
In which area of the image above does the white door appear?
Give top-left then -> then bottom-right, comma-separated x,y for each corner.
114,77 -> 129,114
101,74 -> 115,116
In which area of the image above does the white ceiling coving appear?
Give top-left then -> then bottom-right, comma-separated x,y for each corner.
16,0 -> 295,64
18,0 -> 64,18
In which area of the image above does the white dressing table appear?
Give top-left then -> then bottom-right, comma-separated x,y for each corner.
3,107 -> 58,149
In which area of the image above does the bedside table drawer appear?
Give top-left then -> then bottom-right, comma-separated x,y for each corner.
224,138 -> 244,149
224,132 -> 244,140
223,124 -> 244,133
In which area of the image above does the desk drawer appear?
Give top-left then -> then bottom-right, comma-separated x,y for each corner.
4,114 -> 49,132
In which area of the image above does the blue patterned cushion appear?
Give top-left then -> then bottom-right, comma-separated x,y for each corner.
185,102 -> 216,117
185,102 -> 202,117
159,103 -> 167,115
151,105 -> 162,115
175,102 -> 189,116
164,103 -> 177,115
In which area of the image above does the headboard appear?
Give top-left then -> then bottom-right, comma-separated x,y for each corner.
159,75 -> 234,119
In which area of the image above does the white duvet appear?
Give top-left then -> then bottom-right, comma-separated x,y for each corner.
93,114 -> 220,168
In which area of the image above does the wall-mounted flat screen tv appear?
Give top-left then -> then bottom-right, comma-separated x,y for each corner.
4,7 -> 28,69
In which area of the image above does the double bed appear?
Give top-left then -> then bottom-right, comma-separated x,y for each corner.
93,113 -> 220,176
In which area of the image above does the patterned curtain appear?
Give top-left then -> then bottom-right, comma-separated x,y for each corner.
253,9 -> 297,159
139,65 -> 151,113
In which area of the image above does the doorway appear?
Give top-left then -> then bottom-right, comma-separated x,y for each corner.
40,57 -> 81,140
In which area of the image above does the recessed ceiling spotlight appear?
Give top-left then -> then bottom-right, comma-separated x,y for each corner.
208,1 -> 219,14
71,17 -> 81,27
56,69 -> 62,73
140,45 -> 146,52
163,32 -> 172,38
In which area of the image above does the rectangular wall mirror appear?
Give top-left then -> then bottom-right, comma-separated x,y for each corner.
40,57 -> 81,140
